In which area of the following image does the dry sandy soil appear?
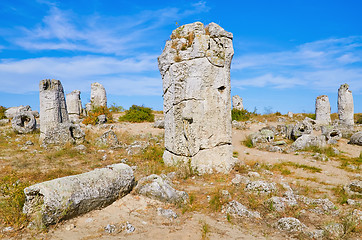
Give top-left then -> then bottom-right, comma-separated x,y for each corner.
1,117 -> 361,240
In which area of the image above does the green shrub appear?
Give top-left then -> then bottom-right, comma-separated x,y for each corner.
119,105 -> 154,123
355,114 -> 362,124
231,109 -> 255,121
109,103 -> 124,113
0,106 -> 7,119
304,113 -> 316,120
82,106 -> 113,125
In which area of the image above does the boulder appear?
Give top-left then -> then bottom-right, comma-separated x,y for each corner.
0,119 -> 10,126
97,114 -> 107,124
159,22 -> 235,174
291,134 -> 326,151
348,131 -> 362,146
291,120 -> 313,140
222,200 -> 261,218
154,120 -> 165,129
134,174 -> 188,204
249,128 -> 274,145
96,130 -> 120,148
321,126 -> 342,144
5,105 -> 31,119
245,180 -> 276,194
23,163 -> 135,227
11,112 -> 36,134
275,217 -> 306,233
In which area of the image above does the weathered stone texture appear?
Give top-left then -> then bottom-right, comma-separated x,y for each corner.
158,22 -> 235,173
349,131 -> 362,146
90,82 -> 107,108
315,95 -> 331,125
232,95 -> 243,110
23,163 -> 135,227
39,79 -> 69,142
66,90 -> 82,122
11,112 -> 36,134
338,84 -> 354,126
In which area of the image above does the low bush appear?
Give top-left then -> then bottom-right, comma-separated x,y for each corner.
355,113 -> 362,124
119,105 -> 154,123
231,109 -> 255,121
0,106 -> 7,119
109,103 -> 124,113
82,106 -> 113,125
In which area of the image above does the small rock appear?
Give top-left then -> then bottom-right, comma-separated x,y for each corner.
2,226 -> 14,232
222,200 -> 261,218
102,154 -> 107,161
125,222 -> 135,233
65,224 -> 75,231
323,223 -> 344,239
104,224 -> 116,234
157,208 -> 178,219
245,180 -> 276,194
248,172 -> 260,178
231,174 -> 249,185
275,217 -> 305,233
85,218 -> 93,223
25,140 -> 34,145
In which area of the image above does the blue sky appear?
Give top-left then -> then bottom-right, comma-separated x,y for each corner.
0,0 -> 361,114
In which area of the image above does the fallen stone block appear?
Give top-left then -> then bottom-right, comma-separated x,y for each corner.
23,163 -> 135,228
11,112 -> 36,134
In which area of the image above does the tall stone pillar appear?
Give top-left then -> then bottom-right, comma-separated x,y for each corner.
39,79 -> 69,141
315,95 -> 331,125
338,84 -> 354,126
90,82 -> 107,108
66,90 -> 82,122
232,95 -> 243,110
158,22 -> 235,174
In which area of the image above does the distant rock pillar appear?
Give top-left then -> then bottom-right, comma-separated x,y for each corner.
315,95 -> 331,125
158,22 -> 235,174
232,95 -> 243,110
90,82 -> 107,108
66,90 -> 82,122
39,79 -> 69,142
338,84 -> 354,126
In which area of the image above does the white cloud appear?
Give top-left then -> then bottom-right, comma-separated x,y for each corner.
0,55 -> 161,95
232,36 -> 362,92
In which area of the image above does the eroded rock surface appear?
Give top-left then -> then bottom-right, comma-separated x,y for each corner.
66,90 -> 82,122
91,82 -> 107,108
232,95 -> 243,110
338,83 -> 354,126
11,112 -> 36,134
23,163 -> 135,228
315,95 -> 331,125
158,22 -> 235,173
349,131 -> 362,146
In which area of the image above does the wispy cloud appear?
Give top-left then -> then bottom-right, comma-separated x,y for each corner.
12,2 -> 208,55
0,55 -> 160,95
232,36 -> 362,92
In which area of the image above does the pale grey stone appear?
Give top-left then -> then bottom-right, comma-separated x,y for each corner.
91,82 -> 107,108
23,163 -> 135,227
267,196 -> 298,212
96,130 -> 120,148
104,224 -> 116,233
97,114 -> 107,124
296,195 -> 336,214
222,200 -> 261,218
315,95 -> 331,125
275,217 -> 305,233
11,112 -> 36,134
157,207 -> 178,219
42,123 -> 85,146
0,119 -> 9,126
338,83 -> 354,126
345,180 -> 362,194
323,223 -> 344,239
66,90 -> 82,122
231,174 -> 250,185
321,125 -> 342,144
291,121 -> 313,140
5,105 -> 31,119
287,112 -> 293,118
134,174 -> 188,204
349,131 -> 362,146
126,141 -> 149,155
291,134 -> 326,151
159,22 -> 235,174
232,95 -> 243,110
245,180 -> 276,194
154,120 -> 165,129
250,129 -> 274,145
39,79 -> 69,143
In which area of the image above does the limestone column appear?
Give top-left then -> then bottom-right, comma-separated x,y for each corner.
90,82 -> 107,108
158,22 -> 235,174
66,90 -> 82,122
338,84 -> 354,126
232,95 -> 243,110
315,95 -> 331,125
39,79 -> 69,141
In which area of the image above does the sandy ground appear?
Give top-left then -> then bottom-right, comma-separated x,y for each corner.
2,120 -> 361,240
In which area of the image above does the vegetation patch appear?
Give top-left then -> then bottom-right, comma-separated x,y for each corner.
82,106 -> 114,125
231,109 -> 256,121
119,105 -> 155,123
0,106 -> 6,119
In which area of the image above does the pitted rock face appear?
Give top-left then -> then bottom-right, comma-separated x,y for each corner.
39,79 -> 69,142
158,22 -> 235,174
91,82 -> 107,108
232,95 -> 243,110
66,90 -> 82,122
338,84 -> 354,126
315,95 -> 331,125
